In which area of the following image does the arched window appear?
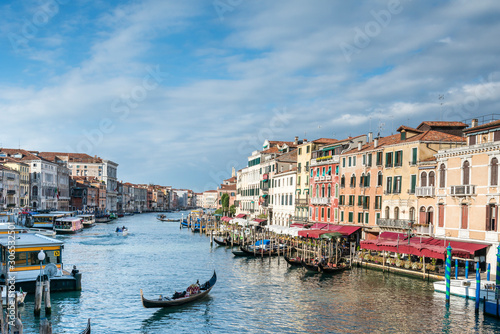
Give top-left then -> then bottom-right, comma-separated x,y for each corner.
385,206 -> 390,219
316,186 -> 319,198
428,171 -> 435,187
419,206 -> 426,224
463,161 -> 470,185
491,158 -> 498,186
420,172 -> 427,187
409,207 -> 415,222
377,171 -> 383,186
365,173 -> 371,187
321,185 -> 325,198
427,206 -> 434,224
32,186 -> 38,197
439,164 -> 446,188
360,173 -> 365,187
335,184 -> 339,197
327,184 -> 331,198
394,207 -> 399,220
340,175 -> 345,188
351,175 -> 356,188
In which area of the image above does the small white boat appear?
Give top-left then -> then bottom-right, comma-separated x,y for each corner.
433,279 -> 497,300
77,214 -> 96,228
1,289 -> 27,307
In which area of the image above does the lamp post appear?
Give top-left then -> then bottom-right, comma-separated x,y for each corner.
38,249 -> 45,275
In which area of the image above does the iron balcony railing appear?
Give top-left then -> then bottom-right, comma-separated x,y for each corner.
311,197 -> 330,205
415,186 -> 435,197
292,216 -> 309,222
376,218 -> 414,229
450,185 -> 476,196
295,197 -> 309,206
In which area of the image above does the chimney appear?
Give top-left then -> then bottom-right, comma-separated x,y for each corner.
374,138 -> 379,148
368,132 -> 373,143
303,139 -> 308,143
358,141 -> 362,151
471,118 -> 478,127
294,136 -> 299,145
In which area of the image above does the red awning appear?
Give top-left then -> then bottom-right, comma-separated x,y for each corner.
235,214 -> 247,218
298,229 -> 331,238
252,218 -> 266,223
361,234 -> 490,260
221,216 -> 233,222
290,223 -> 305,228
310,223 -> 328,229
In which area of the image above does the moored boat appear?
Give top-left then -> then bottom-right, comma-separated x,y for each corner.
54,217 -> 84,234
284,254 -> 303,267
0,233 -> 82,293
30,213 -> 66,229
140,271 -> 216,308
433,279 -> 497,300
77,214 -> 96,228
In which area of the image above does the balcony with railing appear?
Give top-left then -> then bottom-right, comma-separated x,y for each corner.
295,197 -> 309,206
292,216 -> 309,222
311,197 -> 331,205
376,218 -> 414,229
450,185 -> 476,196
415,186 -> 435,197
6,190 -> 15,196
311,155 -> 340,166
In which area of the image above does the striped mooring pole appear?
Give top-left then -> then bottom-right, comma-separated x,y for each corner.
465,260 -> 469,279
455,259 -> 458,279
487,263 -> 491,281
446,243 -> 452,305
496,245 -> 500,299
475,262 -> 480,312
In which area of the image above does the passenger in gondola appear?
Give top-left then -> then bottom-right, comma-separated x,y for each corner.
116,227 -> 120,232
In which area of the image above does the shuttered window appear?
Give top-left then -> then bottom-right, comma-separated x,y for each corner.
491,158 -> 498,186
438,204 -> 444,227
463,161 -> 470,185
421,172 -> 427,187
439,164 -> 446,188
461,204 -> 468,229
469,135 -> 476,145
428,171 -> 435,186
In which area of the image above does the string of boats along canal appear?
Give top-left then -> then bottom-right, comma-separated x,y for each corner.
17,212 -> 500,333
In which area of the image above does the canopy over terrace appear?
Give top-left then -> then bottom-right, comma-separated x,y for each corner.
266,225 -> 305,237
221,216 -> 233,222
230,218 -> 249,226
249,218 -> 267,227
360,232 -> 489,260
297,224 -> 362,239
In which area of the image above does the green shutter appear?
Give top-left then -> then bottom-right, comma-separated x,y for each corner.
412,148 -> 417,165
411,175 -> 416,194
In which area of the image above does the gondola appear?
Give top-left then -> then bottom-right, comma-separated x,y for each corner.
231,249 -> 251,257
284,254 -> 303,267
239,245 -> 277,257
213,237 -> 229,246
140,271 -> 217,308
302,261 -> 322,272
79,318 -> 91,334
320,262 -> 350,274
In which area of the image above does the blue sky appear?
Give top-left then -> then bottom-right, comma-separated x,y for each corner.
1,0 -> 500,192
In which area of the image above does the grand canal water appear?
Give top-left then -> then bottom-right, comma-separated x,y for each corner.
18,212 -> 500,333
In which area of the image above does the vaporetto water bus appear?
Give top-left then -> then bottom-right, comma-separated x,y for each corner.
54,217 -> 84,234
0,233 -> 82,293
31,213 -> 66,229
77,214 -> 96,228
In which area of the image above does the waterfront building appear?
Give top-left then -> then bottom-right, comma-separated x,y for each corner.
202,190 -> 218,209
0,157 -> 30,208
0,165 -> 20,210
133,185 -> 147,212
271,167 -> 297,226
236,138 -> 299,219
309,136 -> 366,224
268,149 -> 297,224
216,172 -> 237,212
173,189 -> 189,209
434,118 -> 500,268
340,133 -> 387,231
294,138 -> 338,224
38,152 -> 118,211
377,123 -> 466,239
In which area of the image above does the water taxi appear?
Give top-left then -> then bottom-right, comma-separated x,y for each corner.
77,214 -> 96,228
0,233 -> 82,293
31,213 -> 66,229
54,217 -> 84,234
